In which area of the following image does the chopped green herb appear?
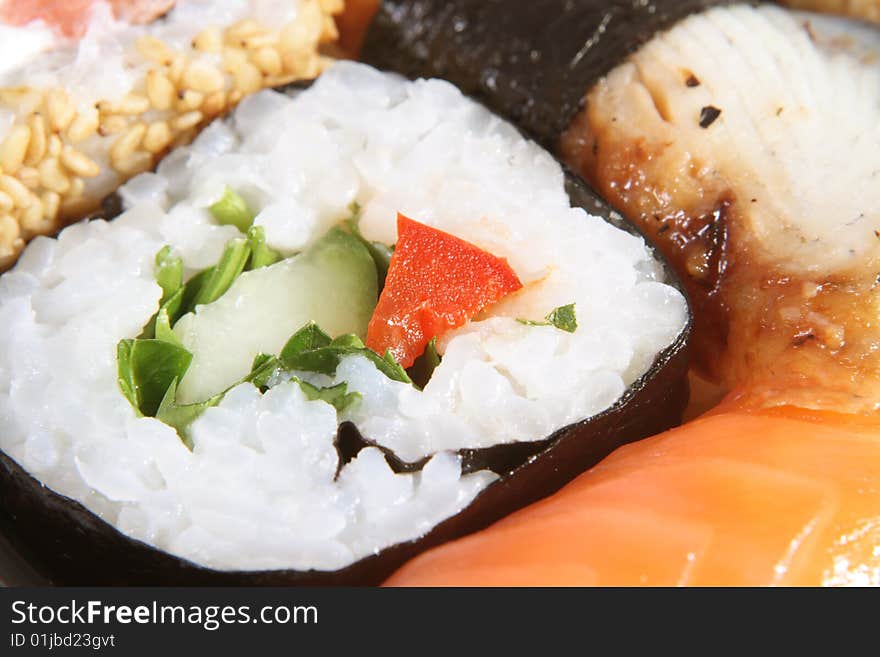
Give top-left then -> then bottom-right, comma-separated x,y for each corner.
116,338 -> 193,418
156,286 -> 185,328
545,304 -> 578,333
346,203 -> 394,289
154,307 -> 183,348
280,321 -> 412,384
155,246 -> 183,304
246,225 -> 282,270
155,379 -> 223,450
329,334 -> 365,349
116,340 -> 138,412
209,186 -> 255,232
250,352 -> 275,373
280,322 -> 332,361
247,354 -> 284,390
517,303 -> 578,333
174,267 -> 210,320
294,379 -> 361,413
373,350 -> 412,384
139,247 -> 184,339
192,237 -> 251,307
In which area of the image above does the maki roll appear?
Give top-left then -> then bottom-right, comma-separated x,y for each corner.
0,0 -> 344,268
0,63 -> 689,584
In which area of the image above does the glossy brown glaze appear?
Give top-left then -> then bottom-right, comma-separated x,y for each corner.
561,47 -> 880,412
781,0 -> 880,24
335,0 -> 380,57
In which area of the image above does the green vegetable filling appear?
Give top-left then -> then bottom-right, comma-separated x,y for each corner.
280,322 -> 411,384
117,338 -> 193,418
346,203 -> 393,291
117,197 -> 543,445
246,225 -> 282,269
117,210 -> 409,445
294,379 -> 361,414
209,186 -> 256,232
517,303 -> 578,333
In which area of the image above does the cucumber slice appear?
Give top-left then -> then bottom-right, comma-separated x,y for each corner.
173,228 -> 378,404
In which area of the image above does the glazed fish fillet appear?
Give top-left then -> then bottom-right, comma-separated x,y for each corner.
561,4 -> 880,412
386,403 -> 880,586
781,0 -> 880,24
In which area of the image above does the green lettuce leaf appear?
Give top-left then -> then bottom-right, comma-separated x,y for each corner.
154,246 -> 183,304
294,379 -> 361,413
209,186 -> 255,232
116,338 -> 193,418
192,237 -> 251,307
246,225 -> 282,270
517,303 -> 578,333
280,322 -> 411,384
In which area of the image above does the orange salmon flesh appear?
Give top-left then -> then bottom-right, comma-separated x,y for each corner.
386,404 -> 880,586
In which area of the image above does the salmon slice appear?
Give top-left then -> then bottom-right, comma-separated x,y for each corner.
385,405 -> 880,586
0,0 -> 174,38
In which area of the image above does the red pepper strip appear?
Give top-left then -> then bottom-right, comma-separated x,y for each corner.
366,213 -> 523,368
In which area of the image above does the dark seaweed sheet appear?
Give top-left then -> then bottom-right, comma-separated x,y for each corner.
362,0 -> 732,148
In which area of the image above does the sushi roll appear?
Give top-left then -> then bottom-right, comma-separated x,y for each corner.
0,0 -> 344,268
0,63 -> 690,584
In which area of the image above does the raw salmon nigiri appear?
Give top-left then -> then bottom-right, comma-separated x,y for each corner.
386,403 -> 880,586
0,0 -> 174,38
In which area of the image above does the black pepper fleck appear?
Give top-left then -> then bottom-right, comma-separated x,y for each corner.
699,106 -> 722,128
792,332 -> 815,347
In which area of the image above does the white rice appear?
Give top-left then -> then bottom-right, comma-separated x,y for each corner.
0,63 -> 687,571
